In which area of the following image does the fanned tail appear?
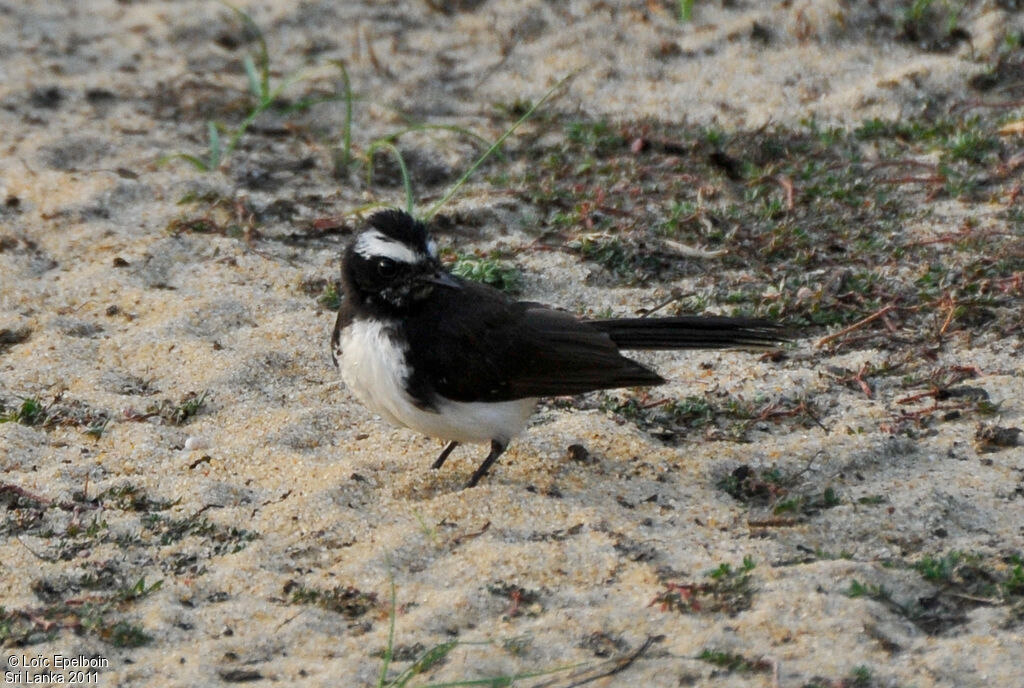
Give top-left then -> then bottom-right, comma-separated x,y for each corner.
586,316 -> 786,351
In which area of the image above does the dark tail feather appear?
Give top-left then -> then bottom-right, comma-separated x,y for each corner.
586,316 -> 787,351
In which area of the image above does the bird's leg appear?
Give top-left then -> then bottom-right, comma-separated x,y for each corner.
466,440 -> 508,488
431,440 -> 459,470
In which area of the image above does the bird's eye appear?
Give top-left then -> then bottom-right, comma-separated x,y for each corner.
375,258 -> 399,278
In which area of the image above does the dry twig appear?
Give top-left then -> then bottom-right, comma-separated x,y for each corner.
816,304 -> 897,348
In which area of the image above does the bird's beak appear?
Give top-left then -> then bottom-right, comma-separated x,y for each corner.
424,270 -> 461,290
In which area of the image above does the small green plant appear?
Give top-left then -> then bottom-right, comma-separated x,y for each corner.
849,665 -> 874,687
710,556 -> 757,579
286,581 -> 377,618
1,396 -> 113,435
914,551 -> 969,583
0,577 -> 161,648
772,486 -> 841,515
716,465 -> 785,504
171,391 -> 208,425
104,621 -> 152,648
656,200 -> 699,237
944,128 -> 998,165
0,397 -> 46,426
449,253 -> 523,293
904,0 -> 965,34
132,391 -> 209,426
84,418 -> 110,439
702,125 -> 727,148
905,0 -> 935,24
116,577 -> 164,603
652,557 -> 756,615
146,512 -> 256,553
845,579 -> 891,601
1004,554 -> 1024,596
697,648 -> 770,673
97,484 -> 177,512
318,282 -> 342,310
565,119 -> 623,155
569,235 -> 669,283
843,552 -> 1024,634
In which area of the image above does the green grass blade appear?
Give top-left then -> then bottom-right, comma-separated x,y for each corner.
219,68 -> 309,163
331,59 -> 355,175
223,102 -> 268,162
207,121 -> 222,169
678,0 -> 695,22
218,1 -> 269,99
266,68 -> 309,104
388,640 -> 459,686
366,141 -> 414,213
156,152 -> 211,171
243,54 -> 263,100
424,73 -> 573,220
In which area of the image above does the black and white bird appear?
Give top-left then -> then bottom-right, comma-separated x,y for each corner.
332,209 -> 784,487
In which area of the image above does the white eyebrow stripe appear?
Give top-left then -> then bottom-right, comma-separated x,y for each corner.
354,230 -> 421,264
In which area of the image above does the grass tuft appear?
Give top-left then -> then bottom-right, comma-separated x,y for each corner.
0,397 -> 46,426
286,581 -> 377,618
697,648 -> 771,674
652,557 -> 756,615
449,253 -> 524,293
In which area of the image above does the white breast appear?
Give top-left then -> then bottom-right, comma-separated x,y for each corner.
337,319 -> 536,445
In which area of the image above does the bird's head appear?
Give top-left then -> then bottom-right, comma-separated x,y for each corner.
341,209 -> 460,314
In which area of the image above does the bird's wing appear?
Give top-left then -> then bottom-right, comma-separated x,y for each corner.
402,281 -> 663,404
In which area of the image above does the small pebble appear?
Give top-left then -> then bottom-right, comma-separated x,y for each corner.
184,436 -> 207,451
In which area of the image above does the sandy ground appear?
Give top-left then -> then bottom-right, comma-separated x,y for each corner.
1,1 -> 1023,686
